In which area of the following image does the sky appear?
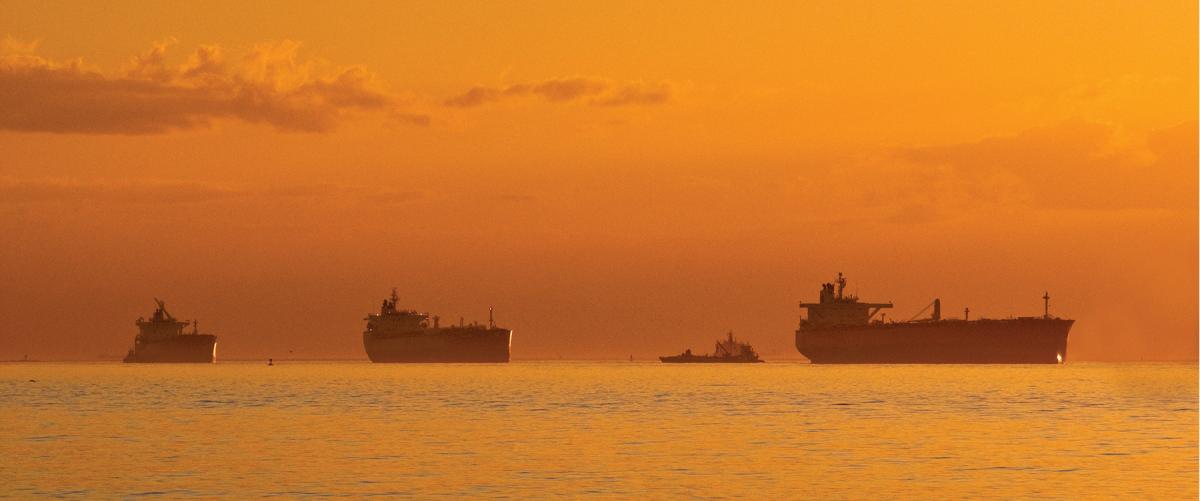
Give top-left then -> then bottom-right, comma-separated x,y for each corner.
0,1 -> 1195,361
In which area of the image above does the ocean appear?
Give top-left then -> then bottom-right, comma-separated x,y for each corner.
1,362 -> 1195,498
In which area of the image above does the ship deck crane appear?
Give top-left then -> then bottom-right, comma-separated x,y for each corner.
907,298 -> 942,322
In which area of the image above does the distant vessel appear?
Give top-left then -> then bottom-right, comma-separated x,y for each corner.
660,332 -> 764,363
362,290 -> 511,363
795,273 -> 1072,364
123,299 -> 217,363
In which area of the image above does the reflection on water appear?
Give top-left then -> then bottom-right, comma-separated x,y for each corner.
1,362 -> 1196,498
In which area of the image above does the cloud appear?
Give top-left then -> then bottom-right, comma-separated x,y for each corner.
0,178 -> 423,205
444,77 -> 670,108
0,38 -> 430,134
592,82 -> 670,106
389,110 -> 433,127
523,77 -> 609,102
0,178 -> 244,204
779,120 -> 1197,227
443,86 -> 504,108
891,120 -> 1197,211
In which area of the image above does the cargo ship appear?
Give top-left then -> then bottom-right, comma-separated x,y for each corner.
795,273 -> 1072,364
123,299 -> 217,363
660,331 -> 764,363
363,290 -> 511,363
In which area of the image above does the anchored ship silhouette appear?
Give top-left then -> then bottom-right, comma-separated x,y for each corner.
795,273 -> 1072,364
118,276 -> 1070,364
123,299 -> 217,363
362,289 -> 512,363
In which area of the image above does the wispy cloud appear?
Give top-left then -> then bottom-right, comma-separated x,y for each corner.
0,178 -> 423,205
775,120 -> 1198,226
0,37 -> 430,134
0,177 -> 254,205
444,77 -> 670,108
592,83 -> 671,107
891,120 -> 1197,211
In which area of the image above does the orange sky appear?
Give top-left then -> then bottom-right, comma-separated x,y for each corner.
0,1 -> 1195,361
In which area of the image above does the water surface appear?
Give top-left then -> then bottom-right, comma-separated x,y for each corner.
2,362 -> 1195,498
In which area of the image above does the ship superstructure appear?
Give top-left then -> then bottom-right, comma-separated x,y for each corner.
123,299 -> 217,363
795,273 -> 1072,364
660,331 -> 764,363
362,290 -> 511,363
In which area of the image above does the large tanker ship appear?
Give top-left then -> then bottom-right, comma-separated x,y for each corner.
123,299 -> 217,363
363,290 -> 511,363
796,274 -> 1072,364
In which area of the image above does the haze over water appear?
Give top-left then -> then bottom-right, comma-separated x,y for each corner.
1,1 -> 1196,364
3,362 -> 1195,498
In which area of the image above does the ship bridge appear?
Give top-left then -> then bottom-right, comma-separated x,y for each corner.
135,299 -> 192,339
799,273 -> 893,328
366,289 -> 433,332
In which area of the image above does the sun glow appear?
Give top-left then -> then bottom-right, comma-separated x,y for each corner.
0,1 -> 1194,362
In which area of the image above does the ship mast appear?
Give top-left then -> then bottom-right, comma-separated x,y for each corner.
1043,291 -> 1050,319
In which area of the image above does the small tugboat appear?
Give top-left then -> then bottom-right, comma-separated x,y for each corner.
660,332 -> 764,363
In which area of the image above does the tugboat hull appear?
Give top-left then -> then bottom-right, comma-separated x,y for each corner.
658,355 -> 763,363
659,331 -> 764,363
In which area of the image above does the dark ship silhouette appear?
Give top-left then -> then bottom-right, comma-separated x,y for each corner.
796,273 -> 1072,364
362,290 -> 511,363
660,332 -> 764,363
123,299 -> 217,363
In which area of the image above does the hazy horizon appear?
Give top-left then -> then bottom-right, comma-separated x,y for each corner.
1,1 -> 1195,362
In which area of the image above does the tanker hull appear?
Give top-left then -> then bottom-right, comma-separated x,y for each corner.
796,318 -> 1071,364
124,335 -> 217,363
364,328 -> 511,363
